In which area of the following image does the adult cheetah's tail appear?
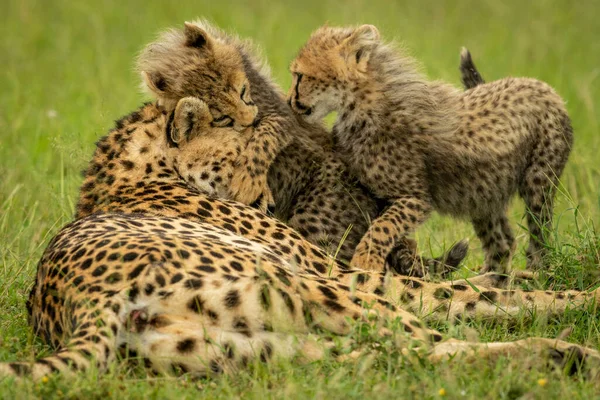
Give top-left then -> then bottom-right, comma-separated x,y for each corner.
459,47 -> 485,90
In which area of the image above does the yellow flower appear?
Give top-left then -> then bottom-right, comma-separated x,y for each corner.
41,376 -> 49,384
537,378 -> 548,387
438,388 -> 447,396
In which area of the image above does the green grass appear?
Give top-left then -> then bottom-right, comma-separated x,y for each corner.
1,0 -> 600,397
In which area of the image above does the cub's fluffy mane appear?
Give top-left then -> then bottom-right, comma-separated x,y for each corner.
135,19 -> 274,98
367,34 -> 462,136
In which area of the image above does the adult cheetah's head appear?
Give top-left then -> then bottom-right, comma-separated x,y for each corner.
169,96 -> 243,198
287,24 -> 380,122
138,22 -> 258,132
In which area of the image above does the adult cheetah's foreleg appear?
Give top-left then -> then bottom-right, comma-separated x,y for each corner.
429,337 -> 600,375
385,276 -> 599,322
0,309 -> 121,380
335,271 -> 599,322
350,196 -> 432,272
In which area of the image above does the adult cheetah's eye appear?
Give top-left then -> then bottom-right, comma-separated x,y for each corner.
212,115 -> 234,128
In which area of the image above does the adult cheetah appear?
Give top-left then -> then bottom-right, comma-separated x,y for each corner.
288,25 -> 573,273
0,95 -> 598,380
136,20 -> 467,276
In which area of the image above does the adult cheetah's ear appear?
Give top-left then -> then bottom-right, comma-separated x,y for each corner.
171,97 -> 212,144
341,24 -> 380,74
141,71 -> 168,97
184,22 -> 213,51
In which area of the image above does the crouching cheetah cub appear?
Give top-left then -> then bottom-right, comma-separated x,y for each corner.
288,25 -> 574,273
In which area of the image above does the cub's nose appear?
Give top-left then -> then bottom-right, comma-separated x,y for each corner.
288,98 -> 312,116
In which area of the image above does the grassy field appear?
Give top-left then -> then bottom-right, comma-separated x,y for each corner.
1,0 -> 600,398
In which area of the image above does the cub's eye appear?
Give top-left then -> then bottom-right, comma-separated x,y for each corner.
240,84 -> 247,99
212,115 -> 234,128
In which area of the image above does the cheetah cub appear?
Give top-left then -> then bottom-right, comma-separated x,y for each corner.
138,21 -> 292,209
288,25 -> 573,273
170,96 -> 273,210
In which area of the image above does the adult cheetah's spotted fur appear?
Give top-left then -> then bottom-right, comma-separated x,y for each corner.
0,95 -> 598,380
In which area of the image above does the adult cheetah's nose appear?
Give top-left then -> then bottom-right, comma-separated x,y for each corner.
127,309 -> 149,333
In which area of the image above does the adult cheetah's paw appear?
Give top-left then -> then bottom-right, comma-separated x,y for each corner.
229,169 -> 274,213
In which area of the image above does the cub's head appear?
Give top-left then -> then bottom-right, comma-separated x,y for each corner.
169,96 -> 243,198
287,24 -> 380,121
138,21 -> 258,132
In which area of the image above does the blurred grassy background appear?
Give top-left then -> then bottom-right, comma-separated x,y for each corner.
1,0 -> 599,398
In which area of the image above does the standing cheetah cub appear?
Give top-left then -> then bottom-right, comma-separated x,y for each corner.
288,25 -> 573,273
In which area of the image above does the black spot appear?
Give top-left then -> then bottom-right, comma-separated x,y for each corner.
218,205 -> 231,215
9,363 -> 31,376
120,160 -> 135,170
170,273 -> 183,284
176,249 -> 190,259
209,360 -> 223,374
187,295 -> 204,314
197,265 -> 216,273
230,261 -> 243,272
91,265 -> 108,277
176,338 -> 196,354
275,270 -> 292,286
144,284 -> 155,296
278,289 -> 295,314
324,299 -> 345,312
260,341 -> 274,362
233,317 -> 251,337
122,252 -> 138,262
450,284 -> 468,291
223,342 -> 235,359
431,333 -> 443,342
259,285 -> 271,311
401,278 -> 422,289
128,264 -> 147,280
224,290 -> 240,308
318,285 -> 338,300
184,279 -> 203,290
433,288 -> 453,300
479,291 -> 498,303
128,286 -> 139,302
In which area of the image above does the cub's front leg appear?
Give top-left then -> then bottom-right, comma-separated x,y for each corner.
229,115 -> 292,212
351,195 -> 432,271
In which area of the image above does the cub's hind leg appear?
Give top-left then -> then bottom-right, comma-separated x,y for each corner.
472,213 -> 515,274
519,113 -> 573,270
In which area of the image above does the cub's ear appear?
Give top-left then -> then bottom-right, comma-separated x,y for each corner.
141,71 -> 168,96
171,97 -> 212,144
184,22 -> 212,50
341,24 -> 380,73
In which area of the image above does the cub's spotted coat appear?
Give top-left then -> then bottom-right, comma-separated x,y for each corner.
288,25 -> 573,273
